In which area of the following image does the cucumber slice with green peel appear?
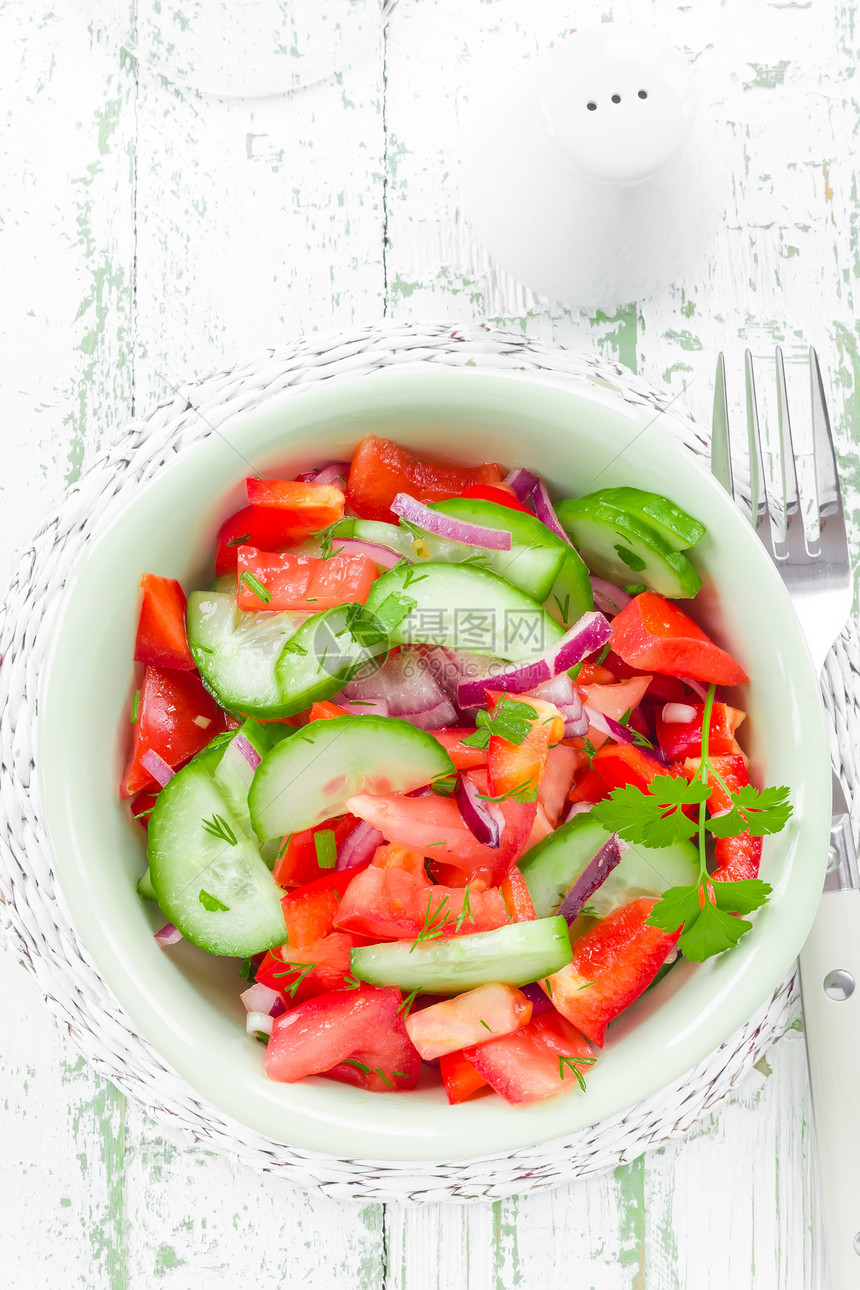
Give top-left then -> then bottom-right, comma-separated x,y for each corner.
544,546 -> 594,628
351,918 -> 573,994
212,719 -> 291,829
349,519 -> 418,562
426,498 -> 567,601
519,811 -> 699,919
147,758 -> 287,956
271,602 -> 392,716
249,714 -> 455,841
188,591 -> 310,716
595,487 -> 706,552
137,868 -> 157,901
364,562 -> 564,661
555,498 -> 702,599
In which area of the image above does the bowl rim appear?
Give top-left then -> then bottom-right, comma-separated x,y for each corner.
36,361 -> 831,1162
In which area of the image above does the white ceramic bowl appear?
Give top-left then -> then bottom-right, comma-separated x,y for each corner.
39,365 -> 830,1161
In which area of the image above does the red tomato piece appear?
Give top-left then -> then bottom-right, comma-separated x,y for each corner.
568,766 -> 611,806
463,1011 -> 594,1104
429,728 -> 489,771
333,850 -> 511,941
591,743 -> 666,795
611,591 -> 749,687
345,792 -> 503,882
129,788 -> 159,830
215,504 -> 333,578
245,478 -> 345,525
457,484 -> 533,514
655,702 -> 746,762
576,662 -> 616,685
439,1050 -> 488,1104
133,573 -> 194,671
236,546 -> 377,612
265,986 -> 420,1092
255,932 -> 358,1003
122,667 -> 225,797
346,434 -> 505,522
545,898 -> 680,1047
602,650 -> 689,703
579,676 -> 652,723
405,984 -> 532,1061
272,816 -> 362,888
539,744 -> 586,826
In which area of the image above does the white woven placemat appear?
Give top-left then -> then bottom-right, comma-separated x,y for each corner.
1,319 -> 857,1204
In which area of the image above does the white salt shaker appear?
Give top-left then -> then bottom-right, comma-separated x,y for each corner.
460,24 -> 723,308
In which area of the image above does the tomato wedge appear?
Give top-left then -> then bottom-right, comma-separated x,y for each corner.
236,546 -> 377,612
463,1011 -> 594,1104
122,667 -> 225,797
611,591 -> 748,687
545,898 -> 680,1046
133,573 -> 194,671
265,986 -> 420,1091
346,435 -> 505,522
345,791 -> 503,882
405,984 -> 532,1061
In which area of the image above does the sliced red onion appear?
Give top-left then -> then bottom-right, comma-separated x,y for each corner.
557,835 -> 627,924
590,576 -> 632,616
240,982 -> 281,1015
662,702 -> 699,725
340,649 -> 457,729
246,1010 -> 274,1037
233,733 -> 261,771
297,469 -> 319,482
530,672 -> 578,707
141,749 -> 174,788
519,982 -> 554,1016
532,480 -> 572,545
565,801 -> 594,822
330,538 -> 403,569
312,462 -> 350,488
336,820 -> 385,870
154,922 -> 183,946
457,611 -> 612,708
391,492 -> 512,551
559,700 -> 590,739
503,467 -> 539,503
338,698 -> 390,718
679,676 -> 708,701
454,775 -> 503,849
583,706 -> 665,762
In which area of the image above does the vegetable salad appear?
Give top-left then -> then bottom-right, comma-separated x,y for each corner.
124,435 -> 791,1105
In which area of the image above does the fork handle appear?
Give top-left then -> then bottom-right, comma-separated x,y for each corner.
799,889 -> 860,1289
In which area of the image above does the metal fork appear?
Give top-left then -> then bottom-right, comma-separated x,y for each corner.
712,347 -> 858,1290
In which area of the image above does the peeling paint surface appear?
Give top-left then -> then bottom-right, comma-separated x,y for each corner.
0,0 -> 849,1285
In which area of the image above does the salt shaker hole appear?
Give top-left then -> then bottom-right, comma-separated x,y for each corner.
611,94 -> 621,104
586,101 -> 597,111
638,89 -> 648,99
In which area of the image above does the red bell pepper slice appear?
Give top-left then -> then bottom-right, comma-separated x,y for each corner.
428,727 -> 489,770
486,692 -> 565,801
656,702 -> 745,762
272,815 -> 362,888
568,766 -> 611,806
122,667 -> 225,797
457,484 -> 532,514
265,986 -> 420,1091
215,503 -> 340,578
601,649 -> 688,703
133,573 -> 195,671
345,434 -> 505,522
681,754 -> 763,881
499,866 -> 537,922
591,743 -> 666,795
463,1011 -> 594,1104
546,897 -> 681,1047
439,1050 -> 488,1104
245,478 -> 345,523
236,546 -> 377,612
610,592 -> 749,687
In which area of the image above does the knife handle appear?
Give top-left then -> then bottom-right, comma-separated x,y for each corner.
799,888 -> 860,1290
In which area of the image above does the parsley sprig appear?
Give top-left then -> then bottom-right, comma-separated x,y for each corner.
461,696 -> 538,751
596,684 -> 789,962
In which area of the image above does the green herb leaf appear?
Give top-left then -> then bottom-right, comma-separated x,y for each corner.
239,957 -> 257,982
396,987 -> 421,1016
623,583 -> 648,595
460,727 -> 491,750
430,773 -> 458,797
342,973 -> 363,990
313,828 -> 337,869
410,893 -> 454,951
201,813 -> 239,846
553,592 -> 571,621
199,888 -> 230,912
596,775 -> 708,849
239,569 -> 272,604
710,878 -> 773,915
679,896 -> 752,962
705,784 -> 793,839
226,532 -> 252,548
613,544 -> 646,572
454,886 -> 473,933
558,1053 -> 596,1090
273,961 -> 317,997
480,1019 -> 492,1031
130,690 -> 140,724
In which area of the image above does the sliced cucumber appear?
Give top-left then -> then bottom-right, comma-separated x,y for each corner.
249,714 -> 454,840
213,719 -> 291,830
148,758 -> 287,956
364,562 -> 563,661
137,868 -> 157,901
426,498 -> 567,601
351,918 -> 573,994
271,602 -> 392,716
520,809 -> 699,919
187,591 -> 309,716
596,487 -> 706,551
545,547 -> 594,628
349,519 -> 418,562
556,497 -> 702,599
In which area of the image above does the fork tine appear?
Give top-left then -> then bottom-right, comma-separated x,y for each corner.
773,346 -> 804,559
711,354 -> 734,495
809,345 -> 849,561
744,350 -> 775,557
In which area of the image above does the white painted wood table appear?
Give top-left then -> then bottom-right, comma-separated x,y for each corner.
3,0 -> 856,1284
